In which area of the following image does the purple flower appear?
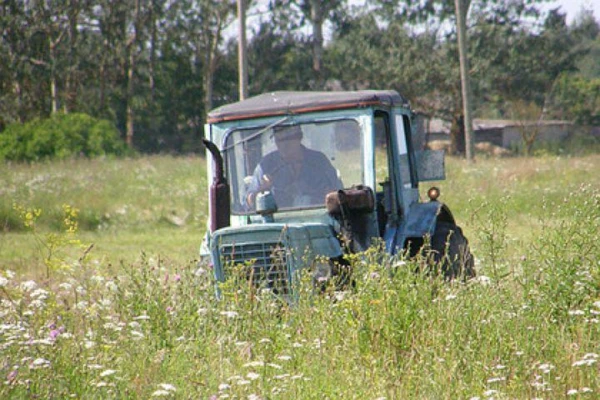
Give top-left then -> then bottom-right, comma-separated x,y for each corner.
174,274 -> 181,282
7,370 -> 18,382
49,329 -> 60,340
166,306 -> 173,313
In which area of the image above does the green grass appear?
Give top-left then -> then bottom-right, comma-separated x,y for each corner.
0,153 -> 599,398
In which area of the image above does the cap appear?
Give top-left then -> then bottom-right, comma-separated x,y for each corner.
271,125 -> 303,141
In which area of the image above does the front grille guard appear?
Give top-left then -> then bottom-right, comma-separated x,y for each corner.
219,241 -> 291,296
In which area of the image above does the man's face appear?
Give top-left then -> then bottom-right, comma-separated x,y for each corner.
274,131 -> 303,161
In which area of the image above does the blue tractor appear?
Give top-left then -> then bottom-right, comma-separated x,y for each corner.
202,90 -> 474,296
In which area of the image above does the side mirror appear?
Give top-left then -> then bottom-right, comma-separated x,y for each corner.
415,150 -> 445,182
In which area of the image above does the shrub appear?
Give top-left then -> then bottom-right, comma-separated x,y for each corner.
0,113 -> 126,162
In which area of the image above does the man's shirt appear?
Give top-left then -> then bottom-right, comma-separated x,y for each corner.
249,145 -> 343,209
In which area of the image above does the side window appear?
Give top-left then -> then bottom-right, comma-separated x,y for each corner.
374,113 -> 390,189
395,114 -> 417,188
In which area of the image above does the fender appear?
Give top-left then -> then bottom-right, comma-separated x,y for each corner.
386,201 -> 456,255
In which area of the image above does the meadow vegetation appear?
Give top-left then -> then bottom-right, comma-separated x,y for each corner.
0,151 -> 599,398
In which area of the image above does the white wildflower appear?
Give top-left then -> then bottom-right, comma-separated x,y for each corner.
277,355 -> 292,361
100,369 -> 117,377
244,361 -> 265,368
96,382 -> 108,388
130,330 -> 144,339
487,377 -> 506,383
75,286 -> 86,295
567,389 -> 578,396
91,275 -> 105,284
87,364 -> 103,370
75,301 -> 89,310
568,310 -> 585,316
58,282 -> 73,291
445,294 -> 457,301
151,390 -> 171,397
133,314 -> 150,321
20,280 -> 37,292
29,299 -> 46,309
538,363 -> 554,373
247,372 -> 260,381
259,338 -> 272,344
237,380 -> 251,385
581,387 -> 593,393
5,270 -> 15,279
220,310 -> 239,319
31,358 -> 50,368
0,276 -> 8,287
218,383 -> 231,391
248,394 -> 262,400
483,389 -> 498,396
158,383 -> 176,392
105,281 -> 118,292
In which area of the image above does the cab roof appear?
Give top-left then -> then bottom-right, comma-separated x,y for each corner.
207,90 -> 409,123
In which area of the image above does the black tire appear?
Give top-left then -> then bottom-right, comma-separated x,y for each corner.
428,221 -> 475,280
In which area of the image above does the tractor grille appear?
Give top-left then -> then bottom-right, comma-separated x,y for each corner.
220,242 -> 289,294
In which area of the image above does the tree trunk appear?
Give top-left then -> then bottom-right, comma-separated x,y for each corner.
449,114 -> 466,155
125,0 -> 140,148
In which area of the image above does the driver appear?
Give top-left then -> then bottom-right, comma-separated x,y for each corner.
246,125 -> 343,209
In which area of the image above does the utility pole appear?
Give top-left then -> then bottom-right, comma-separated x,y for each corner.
237,0 -> 248,100
454,0 -> 474,161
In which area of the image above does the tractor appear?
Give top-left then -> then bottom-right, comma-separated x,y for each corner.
201,90 -> 474,296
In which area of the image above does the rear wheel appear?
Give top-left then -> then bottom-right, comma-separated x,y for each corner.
428,221 -> 475,280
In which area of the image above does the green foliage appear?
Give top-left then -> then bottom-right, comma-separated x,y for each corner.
548,74 -> 600,126
0,113 -> 126,162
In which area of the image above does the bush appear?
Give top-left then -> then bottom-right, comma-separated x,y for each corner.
0,113 -> 127,162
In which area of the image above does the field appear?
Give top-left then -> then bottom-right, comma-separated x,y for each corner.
1,152 -> 599,399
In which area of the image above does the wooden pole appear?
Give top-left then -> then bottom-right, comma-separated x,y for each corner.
454,0 -> 474,161
237,0 -> 248,100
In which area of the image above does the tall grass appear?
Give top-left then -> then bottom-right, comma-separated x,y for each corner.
1,153 -> 599,398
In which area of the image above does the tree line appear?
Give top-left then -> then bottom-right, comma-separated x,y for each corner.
1,0 -> 598,154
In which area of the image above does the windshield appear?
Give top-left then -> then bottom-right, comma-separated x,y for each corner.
225,119 -> 364,214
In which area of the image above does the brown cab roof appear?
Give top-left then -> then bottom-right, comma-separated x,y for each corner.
207,90 -> 408,123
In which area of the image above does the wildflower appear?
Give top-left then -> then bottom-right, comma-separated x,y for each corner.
445,294 -> 457,301
151,390 -> 172,397
220,311 -> 239,319
100,369 -> 117,377
277,355 -> 292,361
568,310 -> 585,316
133,314 -> 150,321
538,363 -> 555,373
259,338 -> 272,344
6,369 -> 18,382
75,286 -> 86,295
158,383 -> 176,392
483,389 -> 498,396
58,282 -> 73,291
487,377 -> 506,383
0,277 -> 8,287
218,383 -> 231,391
174,274 -> 181,282
247,372 -> 260,380
244,361 -> 265,368
105,281 -> 118,292
49,329 -> 61,340
248,395 -> 262,400
31,358 -> 50,368
567,389 -> 578,396
20,281 -> 37,292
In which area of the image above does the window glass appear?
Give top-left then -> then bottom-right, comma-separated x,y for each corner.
225,119 -> 364,214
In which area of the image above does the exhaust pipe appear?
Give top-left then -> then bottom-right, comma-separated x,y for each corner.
202,138 -> 230,232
